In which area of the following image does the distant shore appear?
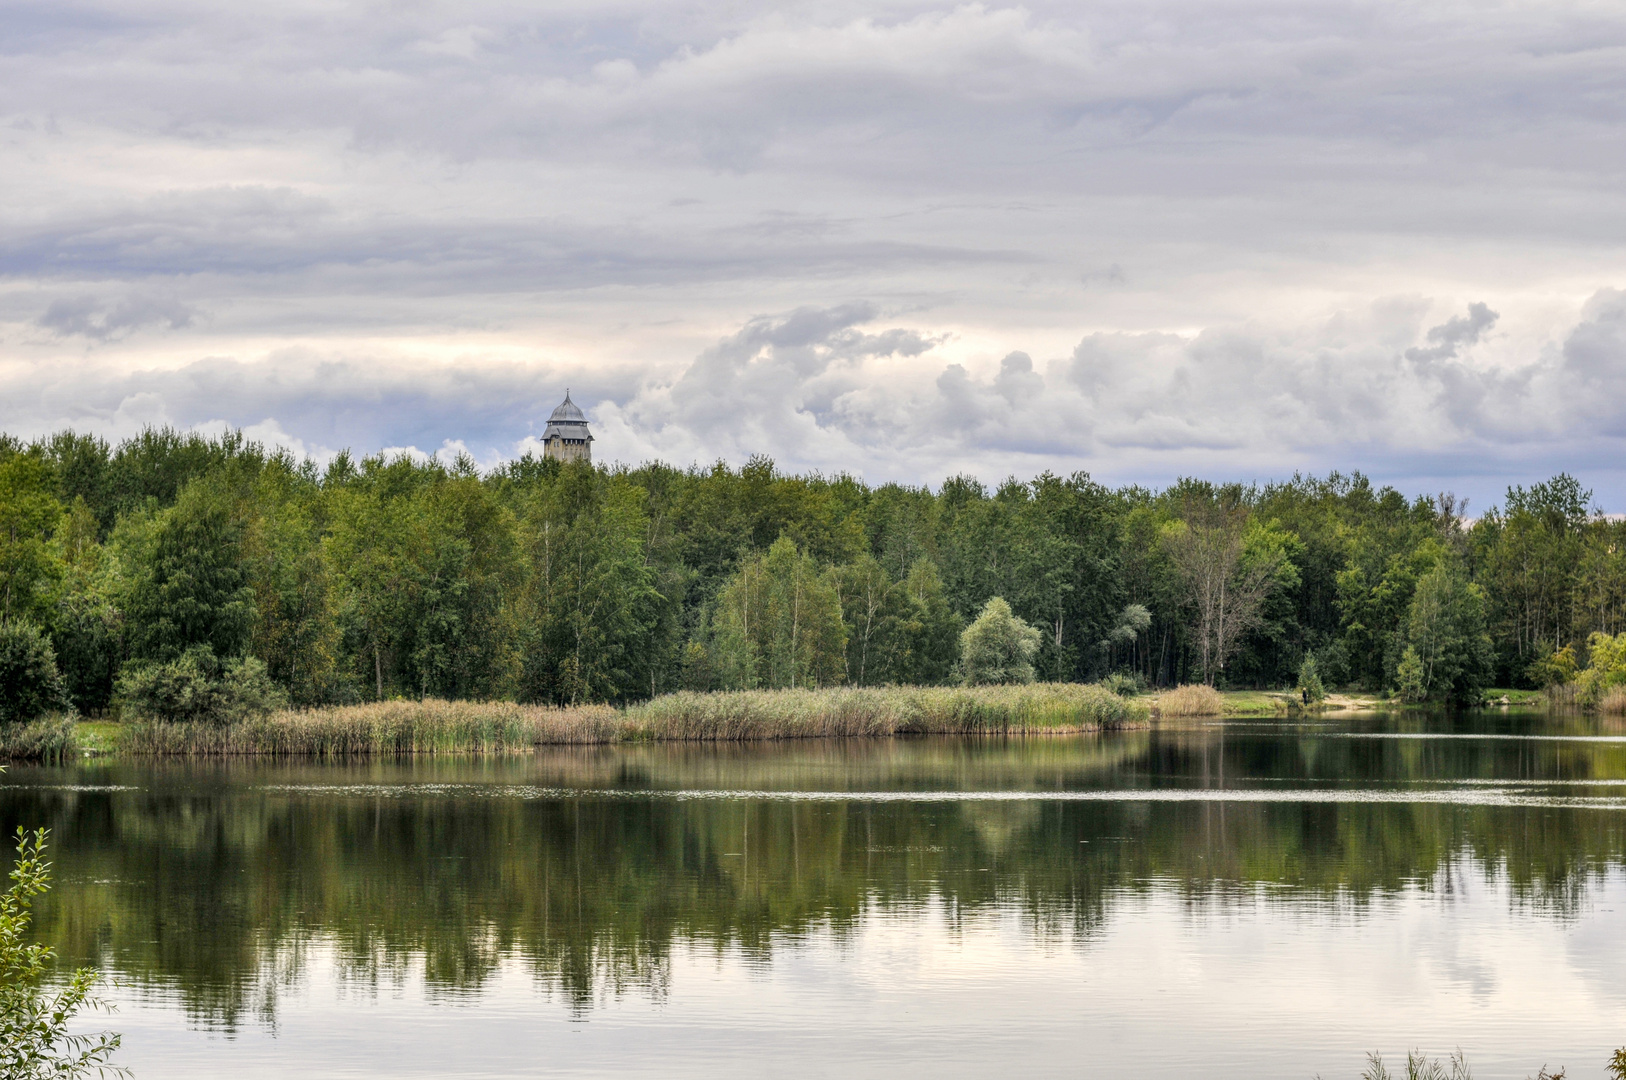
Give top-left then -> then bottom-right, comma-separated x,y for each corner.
4,684 -> 1565,761
23,683 -> 1142,759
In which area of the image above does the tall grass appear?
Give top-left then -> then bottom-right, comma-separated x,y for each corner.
121,699 -> 623,757
0,717 -> 78,761
1542,682 -> 1626,714
623,683 -> 1142,741
115,684 -> 1144,756
1154,683 -> 1225,717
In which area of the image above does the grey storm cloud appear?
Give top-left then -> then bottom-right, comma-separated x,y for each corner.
5,0 -> 1626,505
1405,303 -> 1499,365
37,294 -> 195,340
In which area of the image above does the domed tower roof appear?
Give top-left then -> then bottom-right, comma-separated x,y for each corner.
542,390 -> 593,443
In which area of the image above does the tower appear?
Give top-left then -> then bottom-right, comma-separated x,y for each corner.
542,390 -> 593,463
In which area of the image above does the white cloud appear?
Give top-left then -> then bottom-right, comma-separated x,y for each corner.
3,0 -> 1626,504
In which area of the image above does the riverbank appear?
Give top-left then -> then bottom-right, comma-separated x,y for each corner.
9,683 -> 1145,758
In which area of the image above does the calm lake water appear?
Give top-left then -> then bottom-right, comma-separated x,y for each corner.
4,710 -> 1626,1079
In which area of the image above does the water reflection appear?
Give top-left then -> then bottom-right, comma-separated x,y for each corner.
2,714 -> 1623,1037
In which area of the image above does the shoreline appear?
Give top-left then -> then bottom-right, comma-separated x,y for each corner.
33,683 -> 1148,759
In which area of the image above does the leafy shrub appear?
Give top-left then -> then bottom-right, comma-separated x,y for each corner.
0,621 -> 71,724
117,646 -> 286,725
1575,631 -> 1626,703
0,824 -> 124,1077
1527,640 -> 1578,689
959,597 -> 1041,686
1100,670 -> 1146,697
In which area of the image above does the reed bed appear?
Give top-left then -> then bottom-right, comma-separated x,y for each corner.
1601,685 -> 1626,715
623,683 -> 1143,741
0,717 -> 78,761
121,699 -> 625,757
114,683 -> 1144,755
1154,683 -> 1225,717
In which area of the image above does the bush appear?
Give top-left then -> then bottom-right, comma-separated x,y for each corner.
1101,670 -> 1146,698
0,621 -> 71,724
117,646 -> 286,725
0,825 -> 123,1076
1297,655 -> 1326,704
959,597 -> 1042,686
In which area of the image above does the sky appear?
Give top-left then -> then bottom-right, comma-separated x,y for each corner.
4,0 -> 1626,509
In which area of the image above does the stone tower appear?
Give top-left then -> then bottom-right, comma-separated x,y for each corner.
542,390 -> 593,463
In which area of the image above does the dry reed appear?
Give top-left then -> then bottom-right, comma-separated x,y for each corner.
121,699 -> 624,757
1601,685 -> 1626,716
622,683 -> 1142,741
1154,683 -> 1225,717
116,683 -> 1144,755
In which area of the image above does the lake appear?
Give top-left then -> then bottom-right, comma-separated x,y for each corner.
4,710 -> 1625,1078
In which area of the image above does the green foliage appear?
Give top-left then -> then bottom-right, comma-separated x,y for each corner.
10,426 -> 1626,703
1396,646 -> 1427,703
1607,1047 -> 1626,1080
1297,655 -> 1325,703
959,597 -> 1042,685
1574,631 -> 1626,702
0,827 -> 124,1077
1526,640 -> 1578,688
117,646 -> 286,725
0,454 -> 63,625
1100,670 -> 1146,697
516,464 -> 656,703
0,622 -> 70,724
118,477 -> 254,664
1405,564 -> 1494,704
711,537 -> 847,689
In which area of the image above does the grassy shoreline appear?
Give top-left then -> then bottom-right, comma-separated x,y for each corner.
11,683 -> 1147,759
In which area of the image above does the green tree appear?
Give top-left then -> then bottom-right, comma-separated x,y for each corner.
517,465 -> 657,704
1405,564 -> 1494,704
889,558 -> 962,685
834,554 -> 900,686
959,596 -> 1042,685
1296,655 -> 1325,704
711,537 -> 846,690
0,622 -> 70,723
1475,474 -> 1591,682
119,478 -> 254,664
0,454 -> 63,624
1163,492 -> 1297,685
324,470 -> 414,699
241,459 -> 342,705
1396,645 -> 1426,703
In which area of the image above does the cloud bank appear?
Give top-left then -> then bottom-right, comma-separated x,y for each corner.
4,0 -> 1626,504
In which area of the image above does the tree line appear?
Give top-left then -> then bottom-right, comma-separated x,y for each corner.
2,426 -> 1625,712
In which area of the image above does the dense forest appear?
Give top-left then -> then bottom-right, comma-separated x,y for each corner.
2,426 -> 1624,713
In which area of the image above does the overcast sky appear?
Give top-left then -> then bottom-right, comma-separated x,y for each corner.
4,0 -> 1626,507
